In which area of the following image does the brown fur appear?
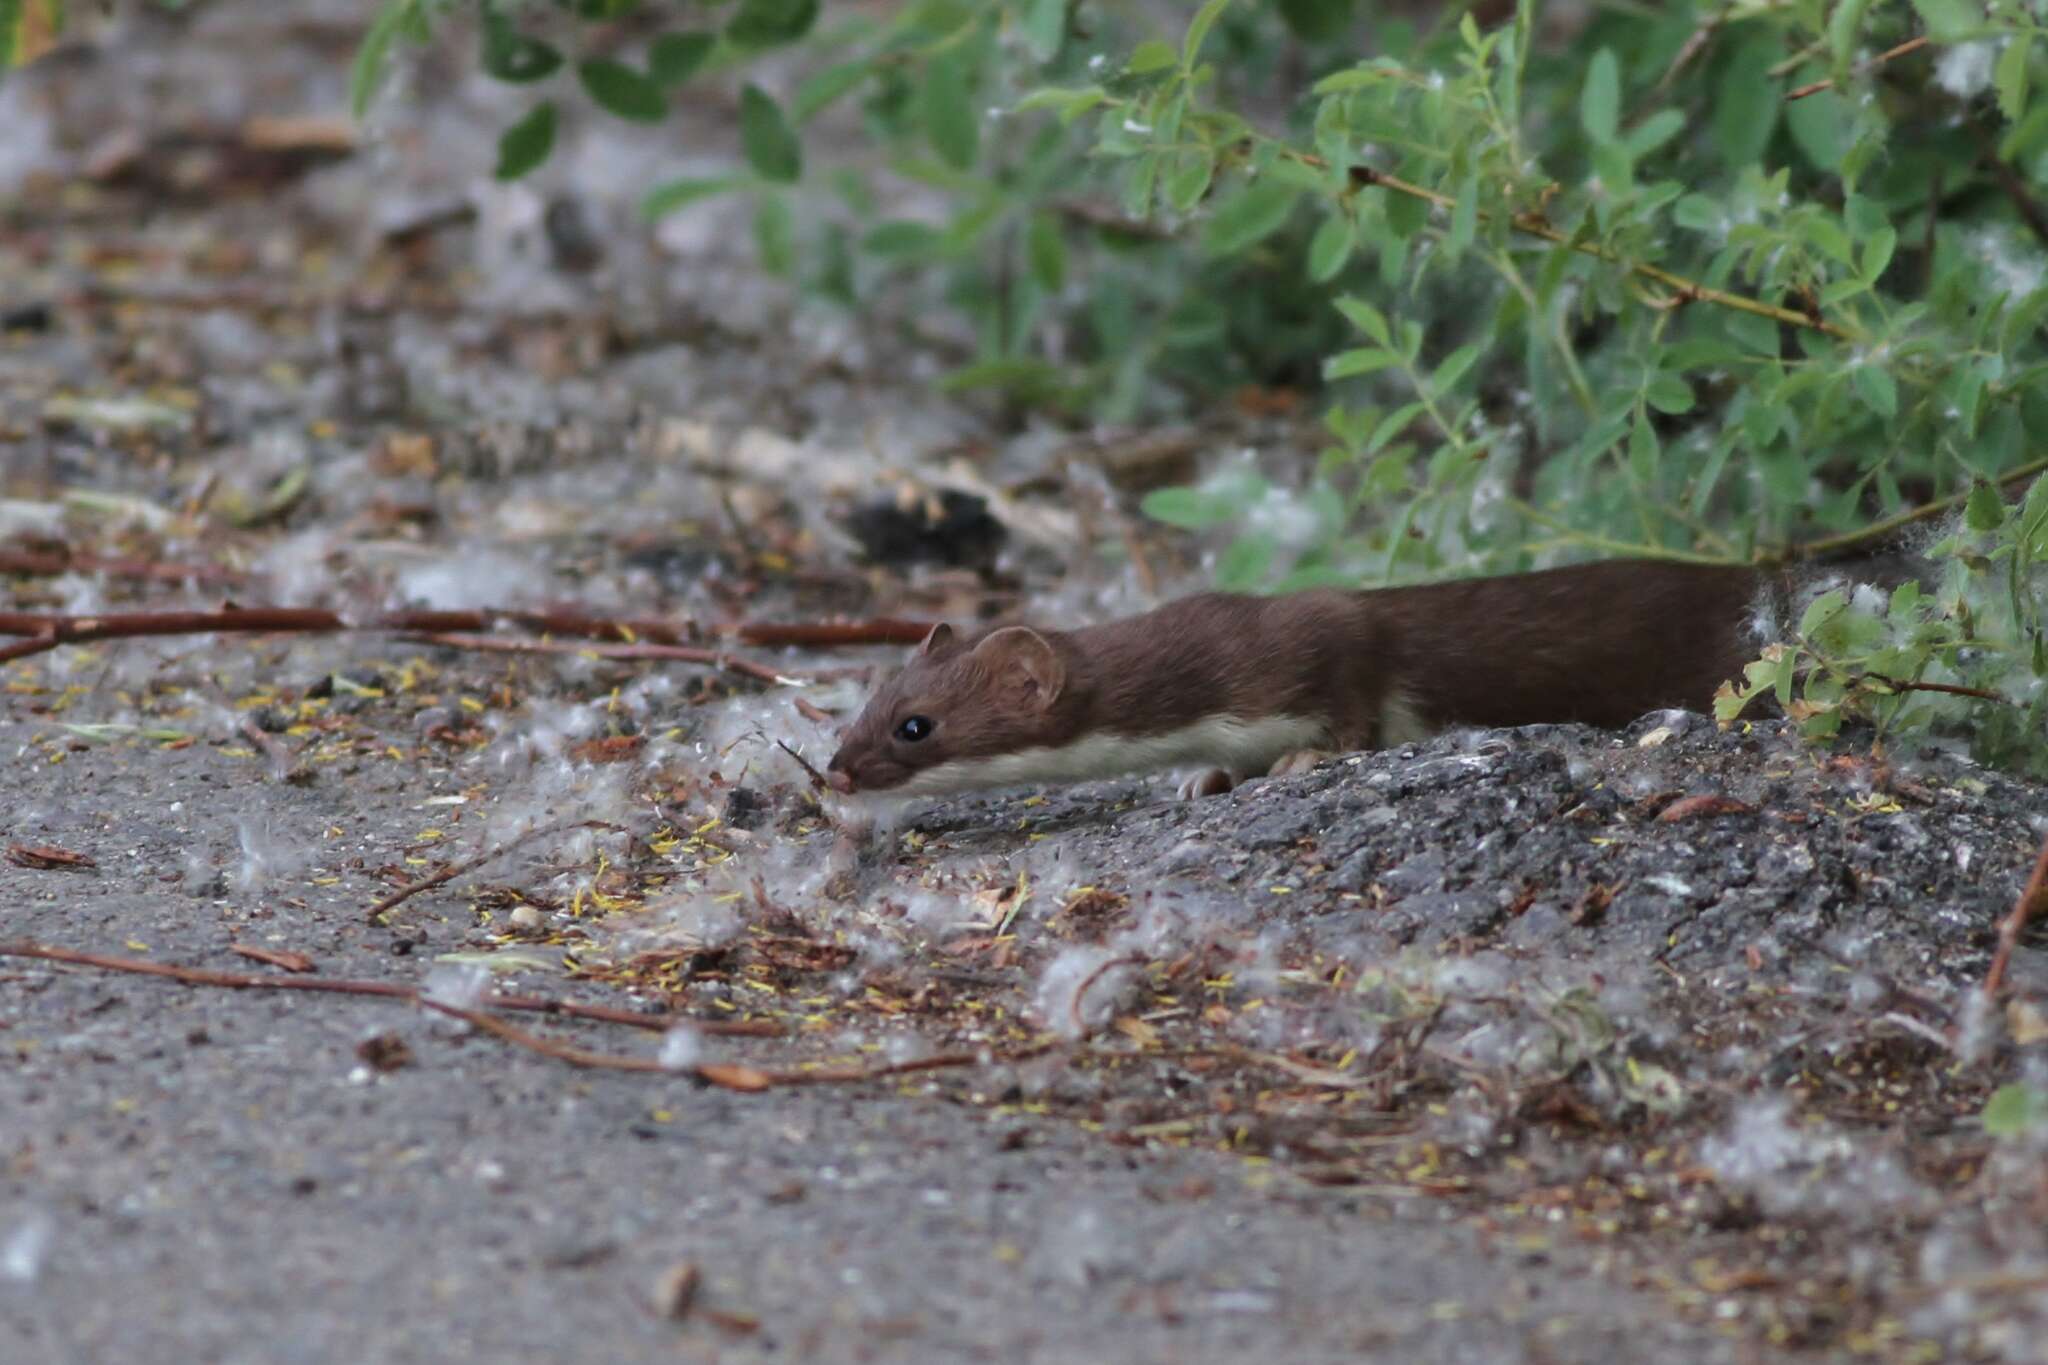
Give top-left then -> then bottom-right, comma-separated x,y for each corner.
825,560 -> 1774,795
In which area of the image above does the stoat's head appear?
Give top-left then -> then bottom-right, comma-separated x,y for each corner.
825,621 -> 1069,797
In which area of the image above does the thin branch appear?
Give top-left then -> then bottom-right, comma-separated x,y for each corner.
0,547 -> 245,585
0,604 -> 933,668
366,818 -> 622,922
0,940 -> 782,1036
1983,830 -> 2048,1000
1070,954 -> 1149,1036
424,994 -> 1060,1088
1508,500 -> 1737,566
731,619 -> 932,647
1772,458 -> 2048,563
399,632 -> 800,686
1985,154 -> 2048,253
775,738 -> 829,792
1786,35 -> 1930,101
1862,675 -> 2013,705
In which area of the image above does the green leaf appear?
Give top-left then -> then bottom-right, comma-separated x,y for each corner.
1786,86 -> 1846,172
1982,1083 -> 2048,1137
1828,0 -> 1873,67
640,175 -> 752,219
1216,534 -> 1275,591
1910,0 -> 1979,43
1126,39 -> 1178,74
1335,296 -> 1391,346
1446,176 -> 1477,259
1581,48 -> 1619,145
350,1 -> 417,119
482,11 -> 562,83
1804,216 -> 1855,268
1965,482 -> 2008,531
1429,342 -> 1481,398
1628,413 -> 1660,483
1277,0 -> 1351,43
924,52 -> 979,170
753,193 -> 794,275
726,0 -> 818,48
1312,64 -> 1392,96
794,61 -> 869,121
1590,140 -> 1634,194
1674,194 -> 1721,232
862,220 -> 945,256
1861,226 -> 1896,282
649,32 -> 715,88
1202,180 -> 1297,255
1013,84 -> 1107,124
494,101 -> 557,180
1306,214 -> 1353,282
1122,152 -> 1160,218
939,358 -> 1071,404
1324,347 -> 1398,380
1182,0 -> 1233,70
1645,373 -> 1695,414
1851,364 -> 1896,419
1996,33 -> 2031,123
1164,148 -> 1215,213
578,59 -> 667,122
1142,485 -> 1237,529
1799,589 -> 1848,638
1027,212 -> 1066,292
1020,0 -> 1066,61
1715,35 -> 1778,167
1625,109 -> 1685,160
739,83 -> 802,182
1367,401 -> 1426,454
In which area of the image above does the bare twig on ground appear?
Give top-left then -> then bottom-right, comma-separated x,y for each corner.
729,619 -> 931,646
0,546 -> 246,585
1983,830 -> 2048,1000
0,603 -> 933,669
0,939 -> 783,1036
399,631 -> 800,686
774,738 -> 829,791
366,818 -> 622,922
1070,954 -> 1150,1036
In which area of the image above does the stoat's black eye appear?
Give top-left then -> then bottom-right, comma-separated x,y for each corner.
895,715 -> 933,743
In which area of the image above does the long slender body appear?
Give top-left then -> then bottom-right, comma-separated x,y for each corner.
824,560 -> 1776,799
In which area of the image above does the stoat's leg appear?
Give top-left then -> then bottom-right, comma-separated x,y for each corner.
1268,749 -> 1333,778
1177,768 -> 1236,800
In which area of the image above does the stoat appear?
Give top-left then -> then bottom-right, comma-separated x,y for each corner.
824,560 -> 1776,800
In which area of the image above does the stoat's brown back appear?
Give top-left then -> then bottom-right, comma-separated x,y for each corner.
1372,560 -> 1770,732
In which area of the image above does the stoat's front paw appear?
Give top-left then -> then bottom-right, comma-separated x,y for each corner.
1177,768 -> 1236,800
1267,749 -> 1333,778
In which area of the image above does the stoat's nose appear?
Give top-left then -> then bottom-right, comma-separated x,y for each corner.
826,768 -> 855,795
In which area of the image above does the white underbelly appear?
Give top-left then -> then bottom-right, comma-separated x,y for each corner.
893,713 -> 1330,796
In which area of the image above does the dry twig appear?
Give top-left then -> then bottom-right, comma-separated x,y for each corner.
365,818 -> 621,922
398,631 -> 799,685
1786,36 -> 1929,101
1983,830 -> 2048,1000
0,939 -> 782,1036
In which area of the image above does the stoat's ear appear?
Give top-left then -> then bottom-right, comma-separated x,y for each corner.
917,622 -> 956,656
971,626 -> 1064,709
